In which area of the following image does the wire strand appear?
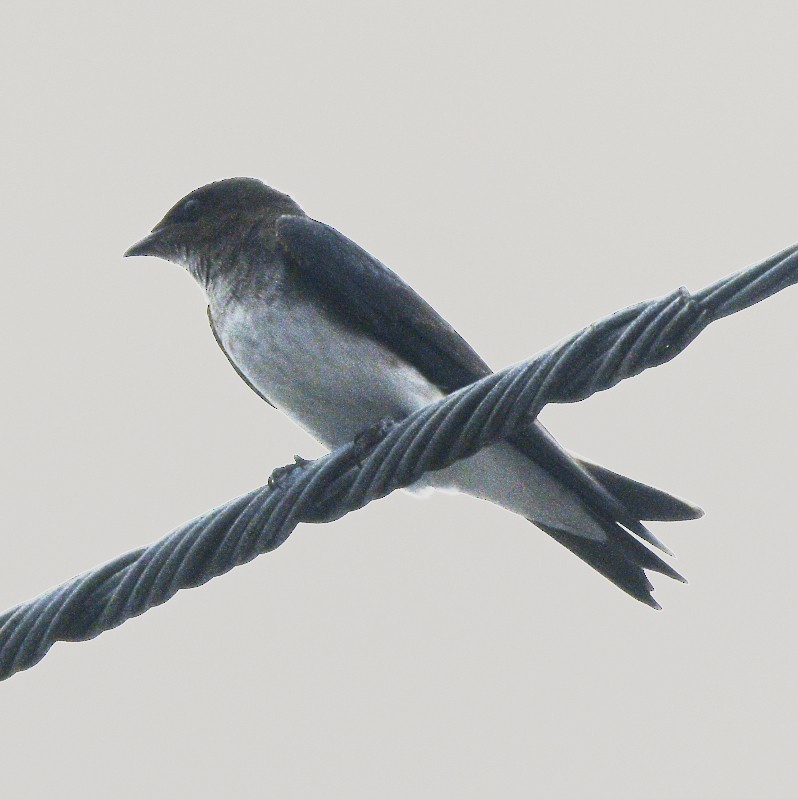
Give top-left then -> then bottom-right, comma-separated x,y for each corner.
3,241 -> 798,680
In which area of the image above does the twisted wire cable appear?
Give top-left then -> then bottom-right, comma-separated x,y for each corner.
3,241 -> 798,681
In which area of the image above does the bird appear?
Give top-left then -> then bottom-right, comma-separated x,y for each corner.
125,177 -> 703,608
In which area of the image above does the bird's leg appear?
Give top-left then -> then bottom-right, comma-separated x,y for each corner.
267,455 -> 313,489
351,417 -> 396,465
266,420 -> 396,524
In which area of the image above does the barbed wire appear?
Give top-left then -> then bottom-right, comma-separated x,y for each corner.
3,240 -> 798,681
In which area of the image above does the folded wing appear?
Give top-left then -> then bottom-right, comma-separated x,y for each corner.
272,214 -> 702,606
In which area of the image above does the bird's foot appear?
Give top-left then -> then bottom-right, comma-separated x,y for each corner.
268,454 -> 313,489
351,418 -> 396,464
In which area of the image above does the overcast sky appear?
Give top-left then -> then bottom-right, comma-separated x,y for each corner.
2,2 -> 798,796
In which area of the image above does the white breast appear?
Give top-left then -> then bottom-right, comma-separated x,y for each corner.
212,292 -> 445,449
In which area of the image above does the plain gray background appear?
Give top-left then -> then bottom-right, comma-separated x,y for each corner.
2,2 -> 797,796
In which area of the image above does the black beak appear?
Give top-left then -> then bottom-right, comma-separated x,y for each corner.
124,230 -> 165,258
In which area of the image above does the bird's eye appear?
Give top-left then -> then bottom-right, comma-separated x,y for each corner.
180,198 -> 201,221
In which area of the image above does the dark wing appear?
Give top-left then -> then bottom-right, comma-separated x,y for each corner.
276,215 -> 491,393
575,458 -> 703,522
275,215 -> 694,607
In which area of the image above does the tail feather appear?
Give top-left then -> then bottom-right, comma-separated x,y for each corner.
506,423 -> 699,606
536,521 -> 685,608
608,524 -> 685,582
509,425 -> 699,550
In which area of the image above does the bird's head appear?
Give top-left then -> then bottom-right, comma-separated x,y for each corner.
124,177 -> 303,282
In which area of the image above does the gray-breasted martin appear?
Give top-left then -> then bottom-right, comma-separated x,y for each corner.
125,177 -> 702,607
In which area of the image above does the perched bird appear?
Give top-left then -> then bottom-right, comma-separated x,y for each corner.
125,178 -> 702,607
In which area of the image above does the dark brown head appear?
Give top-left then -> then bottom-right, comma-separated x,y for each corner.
124,178 -> 304,282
